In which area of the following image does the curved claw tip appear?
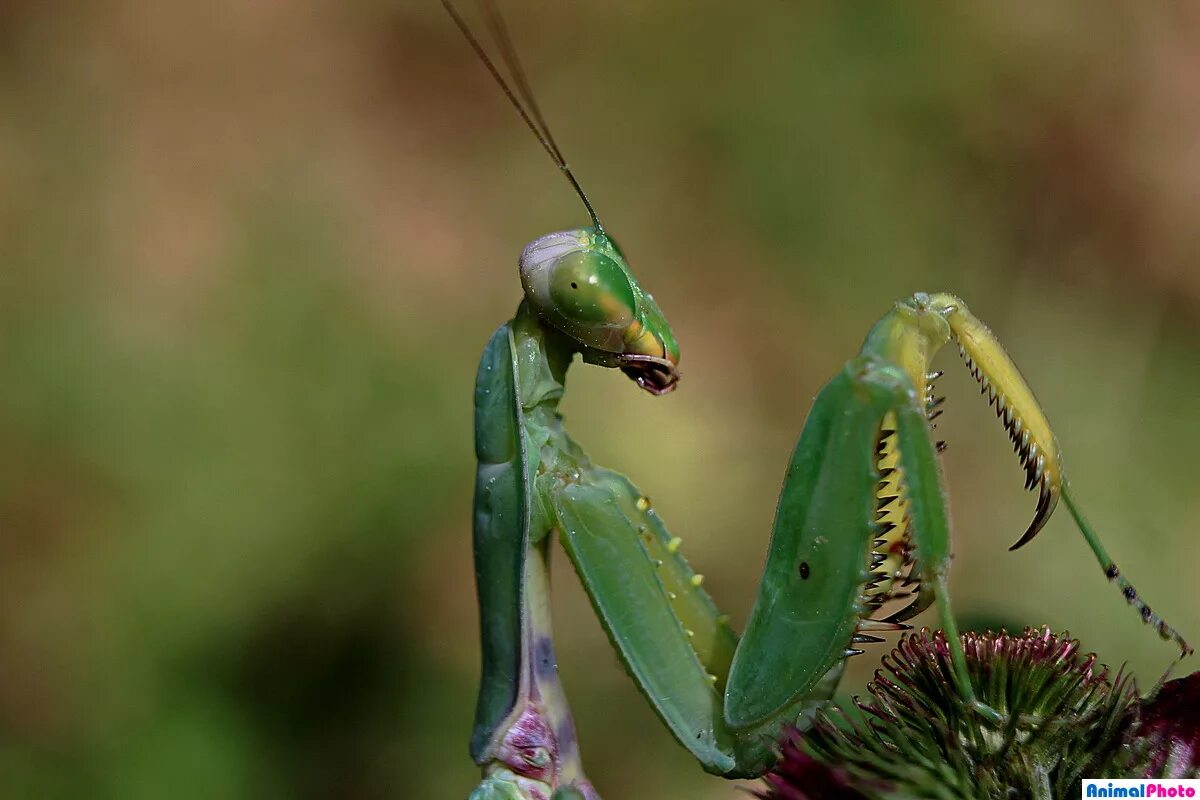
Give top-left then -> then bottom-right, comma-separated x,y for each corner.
1008,489 -> 1055,551
1008,527 -> 1038,552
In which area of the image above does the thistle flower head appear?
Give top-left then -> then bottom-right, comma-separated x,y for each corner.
764,627 -> 1145,799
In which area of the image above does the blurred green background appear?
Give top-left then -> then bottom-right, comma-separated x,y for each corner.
1,2 -> 1197,798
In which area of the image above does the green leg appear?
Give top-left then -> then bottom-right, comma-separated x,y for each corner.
550,474 -> 743,776
726,365 -> 886,733
892,397 -> 1004,724
552,464 -> 850,778
470,539 -> 600,800
1060,484 -> 1193,660
471,324 -> 599,799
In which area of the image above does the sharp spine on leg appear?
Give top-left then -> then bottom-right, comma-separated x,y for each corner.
959,344 -> 1060,550
862,421 -> 924,634
852,633 -> 884,644
857,619 -> 910,632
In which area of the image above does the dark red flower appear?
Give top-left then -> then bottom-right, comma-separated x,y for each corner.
1137,671 -> 1200,778
756,728 -> 871,800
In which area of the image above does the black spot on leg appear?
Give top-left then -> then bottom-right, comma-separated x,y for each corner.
1123,586 -> 1137,603
1106,564 -> 1119,580
799,562 -> 810,580
1141,605 -> 1153,622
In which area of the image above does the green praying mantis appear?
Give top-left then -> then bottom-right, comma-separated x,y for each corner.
447,3 -> 1194,798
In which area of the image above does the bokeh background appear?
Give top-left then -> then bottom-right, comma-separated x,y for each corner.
1,2 -> 1197,798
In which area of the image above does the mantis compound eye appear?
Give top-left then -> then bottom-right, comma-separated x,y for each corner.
520,228 -> 681,394
547,250 -> 638,332
520,229 -> 635,351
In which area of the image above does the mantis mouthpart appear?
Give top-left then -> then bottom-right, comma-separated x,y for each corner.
445,3 -> 1193,797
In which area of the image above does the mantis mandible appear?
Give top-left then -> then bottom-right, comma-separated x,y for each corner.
446,4 -> 1193,798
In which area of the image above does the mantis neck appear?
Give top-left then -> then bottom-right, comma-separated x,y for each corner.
510,302 -> 593,488
511,301 -> 574,411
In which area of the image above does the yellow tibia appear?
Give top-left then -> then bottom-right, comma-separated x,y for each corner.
930,294 -> 1064,549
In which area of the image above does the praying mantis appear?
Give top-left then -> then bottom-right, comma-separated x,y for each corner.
446,3 -> 1194,798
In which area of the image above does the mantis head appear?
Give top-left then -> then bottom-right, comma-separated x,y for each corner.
520,226 -> 681,395
439,0 -> 675,393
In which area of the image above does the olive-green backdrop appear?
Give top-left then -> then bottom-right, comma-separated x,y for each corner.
0,2 -> 1195,798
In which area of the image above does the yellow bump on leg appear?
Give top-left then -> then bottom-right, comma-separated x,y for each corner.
716,614 -> 730,626
667,536 -> 682,553
690,574 -> 705,588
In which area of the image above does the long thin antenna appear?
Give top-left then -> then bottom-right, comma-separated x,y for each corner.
477,0 -> 564,165
441,0 -> 604,231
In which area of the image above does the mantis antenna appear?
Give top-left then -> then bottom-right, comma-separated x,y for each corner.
442,0 -> 605,231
